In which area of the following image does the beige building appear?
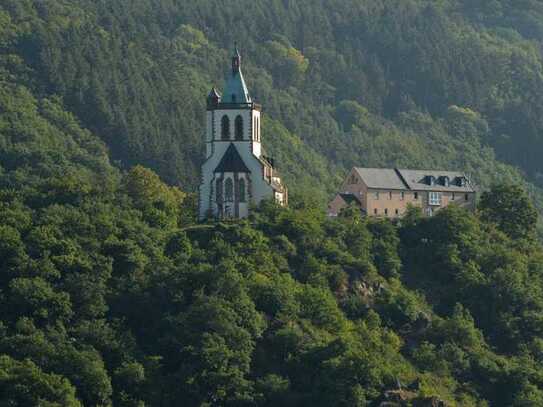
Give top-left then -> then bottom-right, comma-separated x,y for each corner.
328,167 -> 476,218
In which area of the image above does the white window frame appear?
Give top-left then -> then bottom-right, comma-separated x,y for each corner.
428,192 -> 442,206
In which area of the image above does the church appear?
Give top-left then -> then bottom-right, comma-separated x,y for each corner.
199,48 -> 288,220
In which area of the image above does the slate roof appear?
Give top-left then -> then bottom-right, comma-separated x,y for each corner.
214,144 -> 251,173
397,169 -> 475,192
353,168 -> 407,190
353,167 -> 475,192
223,70 -> 251,103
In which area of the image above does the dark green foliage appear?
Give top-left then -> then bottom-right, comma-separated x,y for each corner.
479,184 -> 539,240
0,355 -> 82,407
0,106 -> 543,405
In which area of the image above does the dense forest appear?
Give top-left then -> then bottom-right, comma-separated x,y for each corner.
2,0 -> 543,406
3,0 -> 543,202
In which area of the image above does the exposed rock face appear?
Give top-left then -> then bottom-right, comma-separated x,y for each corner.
377,389 -> 415,406
378,396 -> 447,407
352,280 -> 386,303
375,381 -> 447,407
413,397 -> 447,407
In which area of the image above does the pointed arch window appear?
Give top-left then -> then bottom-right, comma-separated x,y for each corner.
221,115 -> 230,140
239,178 -> 246,202
216,179 -> 223,203
225,178 -> 234,202
235,115 -> 244,140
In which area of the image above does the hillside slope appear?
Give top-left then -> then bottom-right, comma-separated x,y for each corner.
1,1 -> 543,206
3,2 -> 543,405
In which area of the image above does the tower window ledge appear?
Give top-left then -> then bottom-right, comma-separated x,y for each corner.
217,102 -> 261,111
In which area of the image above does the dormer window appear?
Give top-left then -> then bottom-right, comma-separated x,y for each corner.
423,175 -> 436,186
442,176 -> 450,187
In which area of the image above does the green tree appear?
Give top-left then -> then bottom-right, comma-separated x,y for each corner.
479,184 -> 538,240
0,355 -> 82,406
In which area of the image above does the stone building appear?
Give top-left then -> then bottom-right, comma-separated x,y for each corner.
199,48 -> 287,220
328,167 -> 476,218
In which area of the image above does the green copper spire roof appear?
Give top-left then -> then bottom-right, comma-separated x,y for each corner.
223,47 -> 251,104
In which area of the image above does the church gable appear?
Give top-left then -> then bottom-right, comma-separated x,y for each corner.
214,143 -> 251,173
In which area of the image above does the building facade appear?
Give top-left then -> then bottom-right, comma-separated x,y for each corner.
328,167 -> 476,218
199,49 -> 287,220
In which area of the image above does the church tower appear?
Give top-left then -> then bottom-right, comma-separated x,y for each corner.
199,48 -> 288,220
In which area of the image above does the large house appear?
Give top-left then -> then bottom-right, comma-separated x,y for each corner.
199,48 -> 287,220
328,167 -> 476,218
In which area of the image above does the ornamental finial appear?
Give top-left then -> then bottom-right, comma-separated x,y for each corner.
232,43 -> 241,74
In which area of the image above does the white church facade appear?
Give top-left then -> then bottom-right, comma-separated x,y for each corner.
199,49 -> 287,220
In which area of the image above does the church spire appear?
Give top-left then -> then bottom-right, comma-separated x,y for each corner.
232,44 -> 241,74
223,45 -> 251,104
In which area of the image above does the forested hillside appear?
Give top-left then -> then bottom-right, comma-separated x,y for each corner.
2,0 -> 543,203
2,0 -> 543,406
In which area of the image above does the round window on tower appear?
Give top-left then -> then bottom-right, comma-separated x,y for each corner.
235,115 -> 244,140
221,115 -> 230,140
